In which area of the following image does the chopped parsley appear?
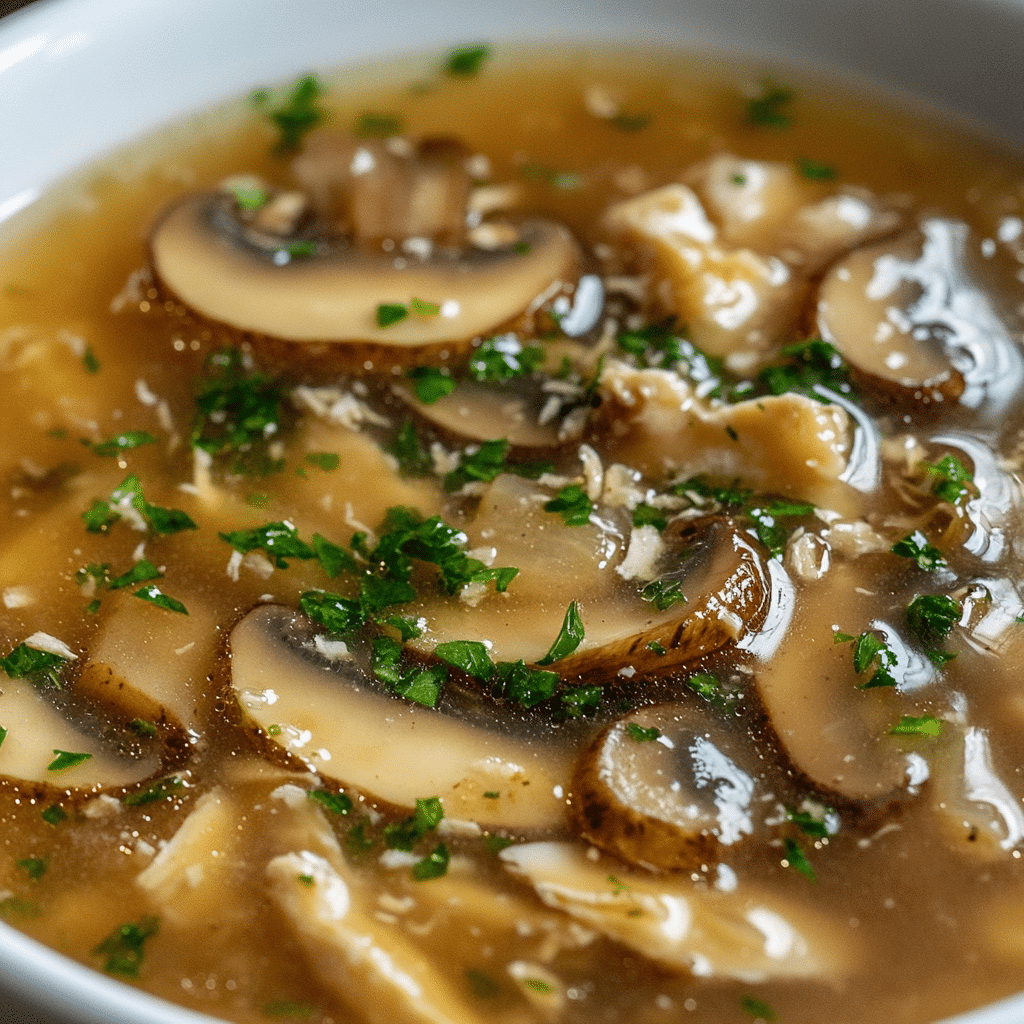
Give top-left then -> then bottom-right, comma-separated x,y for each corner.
626,723 -> 662,743
377,303 -> 409,328
41,804 -> 67,826
492,660 -> 559,708
308,789 -> 352,816
921,453 -> 976,505
92,915 -> 159,977
632,503 -> 668,531
796,157 -> 837,181
837,630 -> 898,689
740,994 -> 778,1022
387,421 -> 433,477
787,805 -> 834,840
544,483 -> 593,526
891,531 -> 946,571
133,584 -> 188,615
371,636 -> 447,708
383,796 -> 444,851
906,593 -> 961,664
84,431 -> 157,457
220,520 -> 316,569
122,776 -> 185,807
560,684 -> 602,718
782,836 -> 816,880
747,498 -> 815,558
745,80 -> 795,128
468,335 -> 545,382
758,337 -> 853,400
890,714 -> 944,737
411,842 -> 450,880
83,475 -> 197,536
640,579 -> 687,611
16,857 -> 48,881
107,558 -> 163,591
466,968 -> 501,999
0,643 -> 70,689
192,348 -> 285,477
47,750 -> 93,772
253,74 -> 326,154
445,45 -> 491,77
407,365 -> 456,404
443,438 -> 552,492
537,601 -> 584,664
82,345 -> 100,373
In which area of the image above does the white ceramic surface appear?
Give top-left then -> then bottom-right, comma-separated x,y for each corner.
0,0 -> 1022,1022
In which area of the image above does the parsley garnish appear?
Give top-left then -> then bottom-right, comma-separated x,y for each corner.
16,857 -> 47,880
445,45 -> 491,76
921,454 -> 976,505
83,475 -> 197,536
411,842 -> 450,880
468,336 -> 545,382
836,630 -> 898,688
254,74 -> 326,155
444,438 -> 552,492
220,520 -> 316,569
891,531 -> 946,571
758,337 -> 852,400
747,499 -> 815,558
387,421 -> 434,477
372,636 -> 446,707
493,660 -> 559,707
466,969 -> 501,999
41,804 -> 67,826
626,723 -> 661,743
0,643 -> 69,689
192,348 -> 285,477
787,805 -> 833,840
133,585 -> 188,615
85,431 -> 157,457
383,796 -> 444,851
303,451 -> 340,472
308,789 -> 352,816
92,916 -> 159,977
47,750 -> 92,772
377,303 -> 409,328
108,558 -> 163,591
560,684 -> 602,718
906,593 -> 961,664
745,80 -> 795,128
537,602 -> 584,664
407,365 -> 455,404
740,994 -> 778,1022
434,639 -> 495,680
544,483 -> 593,526
82,345 -> 100,373
782,836 -> 816,880
796,157 -> 837,181
890,714 -> 943,737
640,578 -> 687,611
123,776 -> 185,807
632,503 -> 668,531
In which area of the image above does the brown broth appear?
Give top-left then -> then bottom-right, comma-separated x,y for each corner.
0,45 -> 1022,1024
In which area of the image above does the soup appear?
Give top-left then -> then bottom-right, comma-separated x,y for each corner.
0,44 -> 1022,1024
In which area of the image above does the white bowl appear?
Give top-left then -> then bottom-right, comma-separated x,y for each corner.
0,1 -> 1022,1022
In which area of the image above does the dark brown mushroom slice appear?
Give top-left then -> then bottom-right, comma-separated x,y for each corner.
226,603 -> 574,830
570,702 -> 770,871
817,218 -> 1022,411
150,193 -> 586,370
551,516 -> 776,680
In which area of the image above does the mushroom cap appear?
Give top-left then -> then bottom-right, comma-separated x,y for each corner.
150,192 -> 587,369
570,701 -> 767,871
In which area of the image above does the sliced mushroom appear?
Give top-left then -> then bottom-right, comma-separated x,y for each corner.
754,563 -> 925,801
500,841 -> 856,982
267,849 -> 486,1024
570,702 -> 770,871
227,604 -> 573,830
596,359 -> 863,514
817,218 -> 1023,412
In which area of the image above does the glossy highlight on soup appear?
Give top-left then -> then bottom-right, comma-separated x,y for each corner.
0,44 -> 1022,1024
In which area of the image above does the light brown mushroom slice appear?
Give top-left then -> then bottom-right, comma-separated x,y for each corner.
570,703 -> 766,871
0,677 -> 161,791
817,218 -> 1023,410
150,194 -> 583,357
267,850 -> 486,1024
754,563 -> 920,801
500,841 -> 856,982
228,604 -> 572,830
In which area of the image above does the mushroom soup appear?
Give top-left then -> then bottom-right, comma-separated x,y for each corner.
0,44 -> 1023,1024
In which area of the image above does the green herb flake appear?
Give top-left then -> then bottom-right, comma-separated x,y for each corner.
787,806 -> 832,840
0,643 -> 69,689
537,601 -> 584,665
626,723 -> 662,743
640,578 -> 687,611
108,558 -> 163,591
523,978 -> 555,995
229,182 -> 268,210
891,530 -> 946,571
609,111 -> 651,132
254,74 -> 326,155
740,994 -> 778,1022
354,111 -> 403,137
923,453 -> 976,504
466,968 -> 501,998
412,842 -> 450,881
484,835 -> 513,855
308,789 -> 352,816
383,796 -> 444,851
130,719 -> 158,738
445,45 -> 491,77
16,856 -> 48,880
782,836 -> 816,881
435,639 -> 495,681
387,421 -> 433,477
123,776 -> 185,807
82,345 -> 100,374
220,520 -> 316,569
890,714 -> 944,737
0,896 -> 40,920
796,157 -> 837,181
300,591 -> 365,635
408,365 -> 455,404
560,685 -> 602,718
410,297 -> 441,316
906,593 -> 961,651
304,451 -> 340,472
492,660 -> 559,708
41,804 -> 67,826
86,431 -> 158,457
759,337 -> 853,401
646,640 -> 667,655
377,303 -> 409,328
345,821 -> 376,856
296,873 -> 315,887
468,336 -> 544,382
263,1000 -> 315,1019
47,749 -> 93,772
0,725 -> 6,748
92,915 -> 159,977
543,483 -> 593,526
133,584 -> 188,615
311,533 -> 356,577
83,474 -> 197,537
745,80 -> 795,128
632,503 -> 668,531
